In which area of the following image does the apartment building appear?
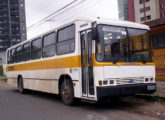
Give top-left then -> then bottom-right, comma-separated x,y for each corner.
0,0 -> 26,52
118,0 -> 129,21
160,0 -> 165,17
0,0 -> 26,64
128,0 -> 165,23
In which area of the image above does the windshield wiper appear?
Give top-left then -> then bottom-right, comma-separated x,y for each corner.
112,56 -> 119,64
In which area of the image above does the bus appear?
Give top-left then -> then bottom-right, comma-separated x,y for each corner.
6,17 -> 156,105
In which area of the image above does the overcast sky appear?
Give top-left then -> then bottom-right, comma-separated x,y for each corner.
25,0 -> 119,39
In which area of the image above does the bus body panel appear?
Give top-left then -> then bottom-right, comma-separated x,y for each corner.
104,65 -> 155,79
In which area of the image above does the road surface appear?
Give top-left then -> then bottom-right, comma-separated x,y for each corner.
0,84 -> 164,120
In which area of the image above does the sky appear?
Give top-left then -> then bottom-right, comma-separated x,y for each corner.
25,0 -> 119,39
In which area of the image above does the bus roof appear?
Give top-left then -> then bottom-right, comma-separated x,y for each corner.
76,17 -> 150,30
7,17 -> 150,51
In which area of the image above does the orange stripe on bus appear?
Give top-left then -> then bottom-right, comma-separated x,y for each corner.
6,56 -> 81,72
6,54 -> 155,72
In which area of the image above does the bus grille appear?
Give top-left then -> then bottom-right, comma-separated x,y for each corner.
116,77 -> 145,85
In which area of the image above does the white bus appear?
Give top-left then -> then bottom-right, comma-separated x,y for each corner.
6,17 -> 156,105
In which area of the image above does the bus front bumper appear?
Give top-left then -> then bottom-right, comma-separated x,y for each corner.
97,83 -> 156,100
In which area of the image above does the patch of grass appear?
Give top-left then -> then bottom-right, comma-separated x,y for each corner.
0,78 -> 7,82
135,95 -> 164,102
0,65 -> 4,76
0,71 -> 3,76
149,96 -> 161,102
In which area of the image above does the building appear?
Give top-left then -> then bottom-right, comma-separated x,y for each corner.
0,0 -> 27,51
145,17 -> 165,80
0,0 -> 26,64
128,0 -> 135,22
160,0 -> 165,17
128,0 -> 165,23
118,0 -> 129,21
0,52 -> 5,65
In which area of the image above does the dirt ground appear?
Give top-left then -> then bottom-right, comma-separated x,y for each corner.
0,81 -> 8,86
123,96 -> 165,119
97,95 -> 165,120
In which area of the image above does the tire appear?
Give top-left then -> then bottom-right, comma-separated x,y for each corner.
18,77 -> 25,94
61,79 -> 75,106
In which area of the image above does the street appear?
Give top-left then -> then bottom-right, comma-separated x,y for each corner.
0,83 -> 165,120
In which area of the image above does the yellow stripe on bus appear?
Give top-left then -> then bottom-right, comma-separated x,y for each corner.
6,54 -> 155,72
6,56 -> 81,72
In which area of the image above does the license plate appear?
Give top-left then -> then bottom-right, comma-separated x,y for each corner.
147,85 -> 156,90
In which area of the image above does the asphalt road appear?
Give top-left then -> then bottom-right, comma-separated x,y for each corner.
0,85 -> 161,120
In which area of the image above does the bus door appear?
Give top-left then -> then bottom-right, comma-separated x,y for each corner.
80,30 -> 95,98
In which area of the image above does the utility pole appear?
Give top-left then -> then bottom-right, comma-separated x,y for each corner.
142,0 -> 147,22
7,0 -> 12,47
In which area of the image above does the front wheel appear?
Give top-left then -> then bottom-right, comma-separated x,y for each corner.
61,80 -> 75,106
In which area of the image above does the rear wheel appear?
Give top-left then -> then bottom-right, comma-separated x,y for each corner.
18,77 -> 25,94
61,79 -> 75,106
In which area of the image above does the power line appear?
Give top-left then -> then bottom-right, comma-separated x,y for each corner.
51,0 -> 101,26
47,0 -> 87,21
27,0 -> 87,31
27,0 -> 83,30
28,0 -> 101,32
27,0 -> 100,34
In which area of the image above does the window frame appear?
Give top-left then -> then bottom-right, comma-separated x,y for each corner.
15,45 -> 22,63
22,42 -> 31,62
11,48 -> 16,64
42,32 -> 56,58
56,24 -> 75,55
140,6 -> 150,13
152,33 -> 165,49
96,24 -> 129,62
96,24 -> 152,63
146,15 -> 151,20
7,50 -> 11,64
31,37 -> 42,60
139,0 -> 150,4
140,17 -> 144,22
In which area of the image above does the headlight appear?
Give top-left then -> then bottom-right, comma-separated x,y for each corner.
145,78 -> 149,82
103,80 -> 108,85
150,78 -> 154,82
110,80 -> 114,84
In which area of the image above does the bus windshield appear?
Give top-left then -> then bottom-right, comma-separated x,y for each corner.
96,25 -> 152,63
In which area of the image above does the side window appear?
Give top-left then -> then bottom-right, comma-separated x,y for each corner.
15,46 -> 22,63
31,38 -> 42,60
87,32 -> 93,65
57,24 -> 75,55
7,50 -> 11,64
42,32 -> 56,58
22,42 -> 30,61
11,48 -> 15,64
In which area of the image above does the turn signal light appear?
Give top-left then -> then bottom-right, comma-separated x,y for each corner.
99,80 -> 102,86
73,83 -> 76,87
